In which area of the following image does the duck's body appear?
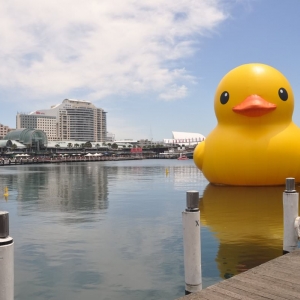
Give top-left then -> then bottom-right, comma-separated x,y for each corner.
195,122 -> 300,185
194,63 -> 300,186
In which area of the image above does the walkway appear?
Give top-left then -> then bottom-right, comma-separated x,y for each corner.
0,156 -> 143,166
178,249 -> 300,300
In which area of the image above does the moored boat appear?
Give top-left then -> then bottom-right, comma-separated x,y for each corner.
177,154 -> 189,160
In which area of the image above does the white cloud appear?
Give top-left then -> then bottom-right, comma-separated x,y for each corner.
159,84 -> 188,100
0,0 -> 227,102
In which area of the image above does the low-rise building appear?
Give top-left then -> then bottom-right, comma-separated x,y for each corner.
4,128 -> 48,150
0,123 -> 12,139
106,132 -> 115,143
164,131 -> 205,146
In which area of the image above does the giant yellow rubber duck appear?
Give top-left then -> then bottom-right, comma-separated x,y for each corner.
194,63 -> 300,186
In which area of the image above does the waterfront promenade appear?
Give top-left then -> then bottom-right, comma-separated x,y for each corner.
178,249 -> 300,300
0,155 -> 142,165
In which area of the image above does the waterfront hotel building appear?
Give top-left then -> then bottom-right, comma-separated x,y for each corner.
16,99 -> 107,142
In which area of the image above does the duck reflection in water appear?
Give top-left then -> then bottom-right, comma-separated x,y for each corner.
199,184 -> 299,279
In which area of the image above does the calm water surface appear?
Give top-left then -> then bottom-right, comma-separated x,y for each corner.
0,159 -> 295,299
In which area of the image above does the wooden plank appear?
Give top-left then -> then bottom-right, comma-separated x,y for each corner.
207,284 -> 255,300
225,276 -> 299,300
217,278 -> 291,300
177,249 -> 300,300
248,265 -> 300,285
235,272 -> 300,294
190,289 -> 231,300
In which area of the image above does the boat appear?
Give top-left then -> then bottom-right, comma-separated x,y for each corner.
177,154 -> 189,160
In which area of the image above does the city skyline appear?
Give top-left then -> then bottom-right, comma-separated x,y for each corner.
1,1 -> 300,141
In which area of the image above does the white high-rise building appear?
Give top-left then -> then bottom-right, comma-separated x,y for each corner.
16,99 -> 107,142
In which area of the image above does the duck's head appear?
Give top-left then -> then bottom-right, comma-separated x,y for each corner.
214,63 -> 294,127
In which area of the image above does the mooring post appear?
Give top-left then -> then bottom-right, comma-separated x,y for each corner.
283,178 -> 299,254
182,190 -> 202,295
0,211 -> 14,300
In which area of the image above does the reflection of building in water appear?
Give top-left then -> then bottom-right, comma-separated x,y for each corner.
200,184 -> 291,279
14,164 -> 108,212
172,165 -> 207,189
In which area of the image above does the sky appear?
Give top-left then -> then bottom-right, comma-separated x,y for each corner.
1,0 -> 300,141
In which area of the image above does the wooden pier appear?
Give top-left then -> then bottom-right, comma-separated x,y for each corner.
178,249 -> 300,300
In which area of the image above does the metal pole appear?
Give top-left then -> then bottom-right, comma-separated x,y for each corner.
182,191 -> 202,294
283,178 -> 299,254
0,211 -> 14,300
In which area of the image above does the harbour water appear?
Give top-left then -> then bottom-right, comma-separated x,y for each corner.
0,159 -> 294,300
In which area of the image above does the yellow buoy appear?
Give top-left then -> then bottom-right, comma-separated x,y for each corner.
4,186 -> 9,197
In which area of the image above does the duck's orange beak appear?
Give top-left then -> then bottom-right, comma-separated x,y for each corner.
232,95 -> 276,117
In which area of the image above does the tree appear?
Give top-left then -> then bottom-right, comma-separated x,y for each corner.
74,143 -> 79,148
107,143 -> 112,147
85,141 -> 92,148
11,144 -> 17,151
67,143 -> 73,149
95,143 -> 100,150
111,143 -> 118,149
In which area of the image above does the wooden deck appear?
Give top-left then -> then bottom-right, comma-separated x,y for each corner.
177,249 -> 300,300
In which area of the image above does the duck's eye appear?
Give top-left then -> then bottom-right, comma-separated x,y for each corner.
278,88 -> 288,101
220,91 -> 229,104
